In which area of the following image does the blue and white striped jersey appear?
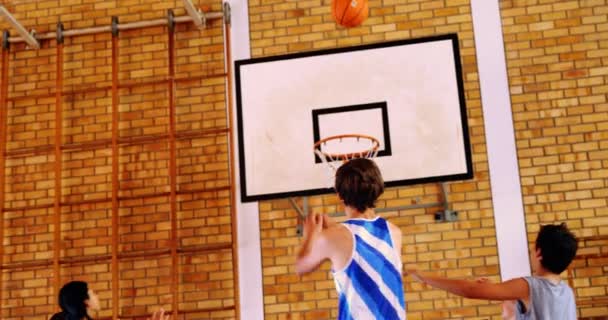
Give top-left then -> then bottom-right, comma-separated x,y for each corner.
332,216 -> 406,320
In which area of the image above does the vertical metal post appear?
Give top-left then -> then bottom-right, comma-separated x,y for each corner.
110,16 -> 120,320
167,9 -> 179,319
302,196 -> 309,217
53,21 -> 64,296
223,3 -> 240,317
441,183 -> 450,210
0,29 -> 10,315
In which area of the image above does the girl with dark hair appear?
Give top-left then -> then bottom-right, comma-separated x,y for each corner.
50,281 -> 169,320
50,281 -> 99,320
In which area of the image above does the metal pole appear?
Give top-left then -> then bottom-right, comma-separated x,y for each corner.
167,9 -> 180,319
110,16 -> 120,320
224,2 -> 240,317
6,12 -> 224,44
53,21 -> 64,297
0,5 -> 40,48
441,182 -> 450,210
0,30 -> 10,316
288,198 -> 305,218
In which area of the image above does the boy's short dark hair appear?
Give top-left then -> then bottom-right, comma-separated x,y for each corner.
334,158 -> 384,212
535,223 -> 578,274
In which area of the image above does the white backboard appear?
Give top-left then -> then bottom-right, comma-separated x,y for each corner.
235,34 -> 472,202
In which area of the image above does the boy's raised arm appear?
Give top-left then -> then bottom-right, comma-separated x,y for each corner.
295,213 -> 330,275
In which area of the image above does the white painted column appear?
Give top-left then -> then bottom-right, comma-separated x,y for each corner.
470,0 -> 531,280
226,1 -> 264,318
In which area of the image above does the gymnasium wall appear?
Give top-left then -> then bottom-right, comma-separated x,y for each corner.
250,0 -> 501,319
0,0 -> 237,319
501,1 -> 608,318
0,0 -> 606,320
250,0 -> 608,319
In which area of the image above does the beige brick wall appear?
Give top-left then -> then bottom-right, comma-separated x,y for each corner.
0,0 -> 235,319
501,0 -> 608,318
250,0 -> 608,319
248,1 -> 504,319
0,0 -> 606,319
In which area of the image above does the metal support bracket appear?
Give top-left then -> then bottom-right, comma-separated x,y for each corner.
167,9 -> 175,33
289,196 -> 308,236
223,2 -> 231,25
435,182 -> 458,222
2,30 -> 9,50
111,16 -> 119,37
183,0 -> 206,29
56,22 -> 64,44
0,5 -> 40,49
201,9 -> 207,27
27,29 -> 37,48
293,182 -> 457,236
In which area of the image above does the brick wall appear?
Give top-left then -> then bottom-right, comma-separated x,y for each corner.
1,0 -> 607,319
249,0 -> 608,320
501,0 -> 608,318
248,1 -> 502,319
0,0 -> 235,319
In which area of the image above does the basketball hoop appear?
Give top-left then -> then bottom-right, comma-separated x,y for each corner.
314,134 -> 380,172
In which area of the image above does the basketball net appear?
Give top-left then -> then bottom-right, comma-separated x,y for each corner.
314,134 -> 380,187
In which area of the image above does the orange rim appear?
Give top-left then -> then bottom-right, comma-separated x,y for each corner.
313,134 -> 380,160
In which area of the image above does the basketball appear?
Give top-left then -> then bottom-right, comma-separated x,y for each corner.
331,0 -> 369,28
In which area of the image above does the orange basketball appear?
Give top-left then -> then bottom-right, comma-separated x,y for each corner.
331,0 -> 369,28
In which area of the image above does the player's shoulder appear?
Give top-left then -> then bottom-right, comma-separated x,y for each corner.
320,224 -> 354,247
322,223 -> 351,239
385,220 -> 402,236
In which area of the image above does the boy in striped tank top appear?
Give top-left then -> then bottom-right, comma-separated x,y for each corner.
295,158 -> 406,320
